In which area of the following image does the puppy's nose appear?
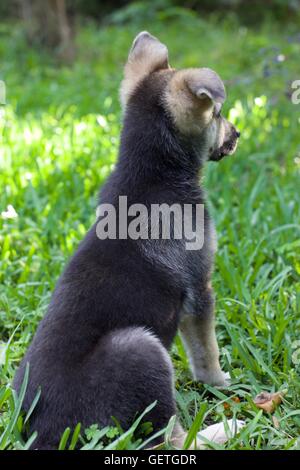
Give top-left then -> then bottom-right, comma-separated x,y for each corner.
235,130 -> 241,138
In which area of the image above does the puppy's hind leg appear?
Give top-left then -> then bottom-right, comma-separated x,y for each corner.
24,327 -> 180,450
89,327 -> 179,445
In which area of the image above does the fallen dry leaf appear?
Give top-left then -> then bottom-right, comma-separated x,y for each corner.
253,390 -> 287,413
223,396 -> 241,410
197,419 -> 245,446
149,419 -> 246,450
232,397 -> 241,403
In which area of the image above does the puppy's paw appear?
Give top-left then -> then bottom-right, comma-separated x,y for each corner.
215,371 -> 231,389
194,368 -> 231,388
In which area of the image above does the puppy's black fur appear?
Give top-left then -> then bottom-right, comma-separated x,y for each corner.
13,35 -> 239,449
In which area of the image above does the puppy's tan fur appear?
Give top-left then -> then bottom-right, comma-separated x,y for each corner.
164,68 -> 221,135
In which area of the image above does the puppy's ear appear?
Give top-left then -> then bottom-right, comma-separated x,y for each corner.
185,68 -> 226,106
120,31 -> 170,108
164,68 -> 226,135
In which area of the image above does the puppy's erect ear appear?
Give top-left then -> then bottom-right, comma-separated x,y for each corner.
164,68 -> 226,135
120,31 -> 170,108
185,68 -> 226,105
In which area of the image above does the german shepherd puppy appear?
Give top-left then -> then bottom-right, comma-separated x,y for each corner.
14,32 -> 240,449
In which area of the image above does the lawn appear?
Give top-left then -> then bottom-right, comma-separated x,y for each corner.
0,7 -> 300,450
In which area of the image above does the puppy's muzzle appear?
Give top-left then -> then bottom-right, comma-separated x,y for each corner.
210,129 -> 240,162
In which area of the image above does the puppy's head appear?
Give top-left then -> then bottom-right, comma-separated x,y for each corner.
120,31 -> 240,162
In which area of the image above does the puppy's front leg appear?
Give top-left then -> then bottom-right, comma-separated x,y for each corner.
179,290 -> 229,387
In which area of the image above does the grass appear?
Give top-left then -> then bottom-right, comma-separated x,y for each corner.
0,6 -> 300,450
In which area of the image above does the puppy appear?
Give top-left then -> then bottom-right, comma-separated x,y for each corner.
13,32 -> 240,449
